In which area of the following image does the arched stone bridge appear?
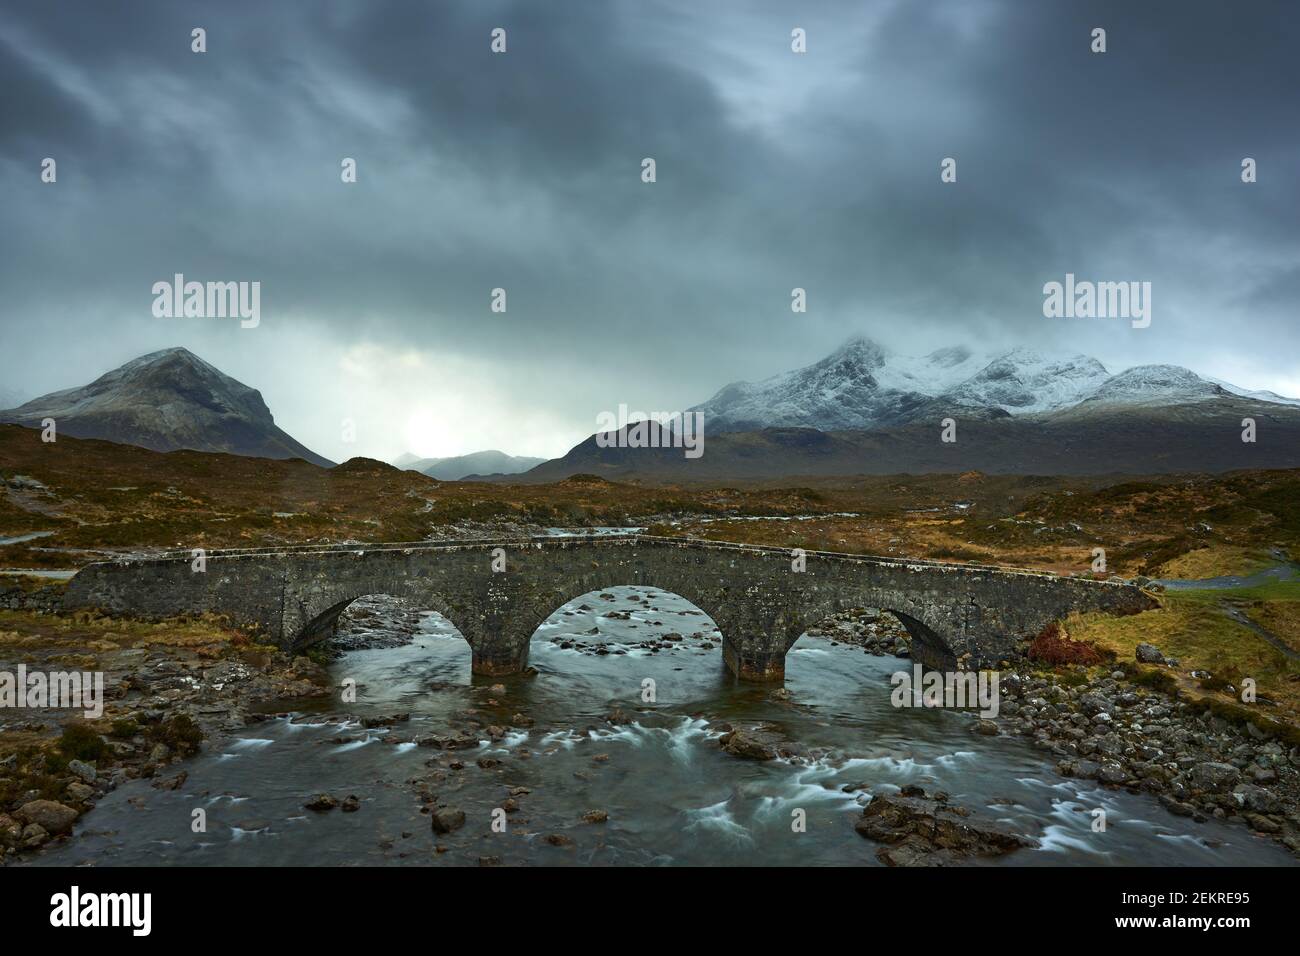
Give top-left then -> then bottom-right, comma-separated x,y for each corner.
62,534 -> 1157,680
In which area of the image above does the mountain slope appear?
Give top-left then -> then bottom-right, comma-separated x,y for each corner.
519,391 -> 1300,482
0,347 -> 332,467
419,450 -> 546,481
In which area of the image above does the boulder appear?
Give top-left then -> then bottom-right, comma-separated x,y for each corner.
431,807 -> 466,834
1135,643 -> 1166,664
718,730 -> 777,761
66,759 -> 97,784
1187,762 -> 1241,792
17,800 -> 78,836
854,789 -> 1036,865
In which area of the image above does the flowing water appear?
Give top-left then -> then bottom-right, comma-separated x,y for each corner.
32,588 -> 1296,867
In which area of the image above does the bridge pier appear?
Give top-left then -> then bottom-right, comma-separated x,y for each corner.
471,649 -> 529,677
722,637 -> 786,682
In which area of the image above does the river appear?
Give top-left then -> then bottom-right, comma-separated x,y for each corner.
31,587 -> 1296,867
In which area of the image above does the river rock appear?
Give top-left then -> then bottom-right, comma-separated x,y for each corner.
1232,784 -> 1280,814
65,782 -> 95,803
341,795 -> 361,813
431,807 -> 466,833
718,730 -> 776,761
20,823 -> 49,849
581,809 -> 609,824
66,759 -> 97,784
304,794 -> 339,812
17,800 -> 78,836
153,771 -> 188,791
854,789 -> 1036,865
1188,761 -> 1241,792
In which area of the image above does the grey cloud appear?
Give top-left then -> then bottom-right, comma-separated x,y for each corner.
1,0 -> 1297,461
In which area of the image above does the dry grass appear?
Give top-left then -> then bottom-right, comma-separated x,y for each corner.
1156,546 -> 1276,579
1066,597 -> 1300,720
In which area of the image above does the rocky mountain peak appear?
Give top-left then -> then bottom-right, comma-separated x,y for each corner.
0,347 -> 331,467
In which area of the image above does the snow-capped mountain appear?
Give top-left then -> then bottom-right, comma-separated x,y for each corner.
1205,378 -> 1300,408
1074,364 -> 1225,408
0,347 -> 332,466
688,336 -> 1286,433
940,347 -> 1110,414
687,337 -> 943,433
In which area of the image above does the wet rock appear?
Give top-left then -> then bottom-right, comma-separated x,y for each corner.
854,789 -> 1037,865
974,719 -> 998,736
341,795 -> 361,813
419,732 -> 480,750
718,730 -> 777,761
17,800 -> 79,836
581,809 -> 609,824
65,782 -> 95,803
1159,795 -> 1198,818
361,713 -> 409,728
543,833 -> 575,847
431,807 -> 466,834
152,771 -> 188,792
304,794 -> 339,812
1245,813 -> 1281,834
1098,763 -> 1128,785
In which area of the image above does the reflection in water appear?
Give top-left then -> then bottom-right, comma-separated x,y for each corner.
33,587 -> 1296,867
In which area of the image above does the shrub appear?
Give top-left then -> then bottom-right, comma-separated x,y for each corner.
108,718 -> 140,739
1117,661 -> 1179,694
146,714 -> 204,756
57,722 -> 108,761
1027,622 -> 1110,666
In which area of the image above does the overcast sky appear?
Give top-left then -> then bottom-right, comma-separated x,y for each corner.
2,0 -> 1297,463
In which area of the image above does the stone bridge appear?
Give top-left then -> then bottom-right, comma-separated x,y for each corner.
62,534 -> 1157,680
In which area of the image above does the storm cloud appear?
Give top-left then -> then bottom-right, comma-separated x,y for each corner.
1,0 -> 1297,462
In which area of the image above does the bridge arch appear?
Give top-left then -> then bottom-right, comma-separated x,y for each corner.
286,581 -> 481,656
291,588 -> 475,653
523,584 -> 722,670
